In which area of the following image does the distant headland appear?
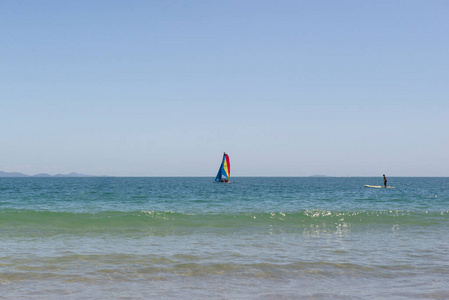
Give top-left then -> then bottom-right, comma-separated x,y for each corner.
0,171 -> 95,177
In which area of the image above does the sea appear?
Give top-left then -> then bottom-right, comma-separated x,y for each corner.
1,177 -> 448,299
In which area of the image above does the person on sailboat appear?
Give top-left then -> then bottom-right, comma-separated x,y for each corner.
383,174 -> 387,188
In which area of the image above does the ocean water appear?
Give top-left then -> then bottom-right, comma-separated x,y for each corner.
1,177 -> 448,299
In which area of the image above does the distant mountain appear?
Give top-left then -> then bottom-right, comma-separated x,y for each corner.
33,173 -> 52,177
0,171 -> 95,177
53,172 -> 91,177
0,171 -> 29,177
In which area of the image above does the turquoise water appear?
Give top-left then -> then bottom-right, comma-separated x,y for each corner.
1,177 -> 449,299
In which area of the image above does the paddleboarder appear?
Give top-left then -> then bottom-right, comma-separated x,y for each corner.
383,174 -> 387,188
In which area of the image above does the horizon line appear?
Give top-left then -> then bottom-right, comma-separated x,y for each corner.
0,172 -> 447,178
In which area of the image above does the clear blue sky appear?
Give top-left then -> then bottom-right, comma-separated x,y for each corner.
1,0 -> 448,176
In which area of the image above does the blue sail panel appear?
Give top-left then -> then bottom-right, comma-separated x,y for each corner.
215,165 -> 223,182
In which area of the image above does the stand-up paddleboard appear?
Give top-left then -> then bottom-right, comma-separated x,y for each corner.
364,185 -> 395,189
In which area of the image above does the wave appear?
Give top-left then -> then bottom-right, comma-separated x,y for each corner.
1,209 -> 448,236
2,252 -> 449,281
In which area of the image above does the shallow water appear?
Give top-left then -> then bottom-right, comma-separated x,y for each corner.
1,177 -> 448,299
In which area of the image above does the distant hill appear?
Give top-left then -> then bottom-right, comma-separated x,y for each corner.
53,172 -> 92,177
0,171 -> 29,177
33,173 -> 53,177
0,171 -> 95,177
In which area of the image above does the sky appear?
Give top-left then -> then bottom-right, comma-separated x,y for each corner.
1,0 -> 448,177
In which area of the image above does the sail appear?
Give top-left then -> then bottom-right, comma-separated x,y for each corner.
215,153 -> 230,182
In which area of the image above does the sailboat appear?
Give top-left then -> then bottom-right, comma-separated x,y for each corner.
214,152 -> 231,183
